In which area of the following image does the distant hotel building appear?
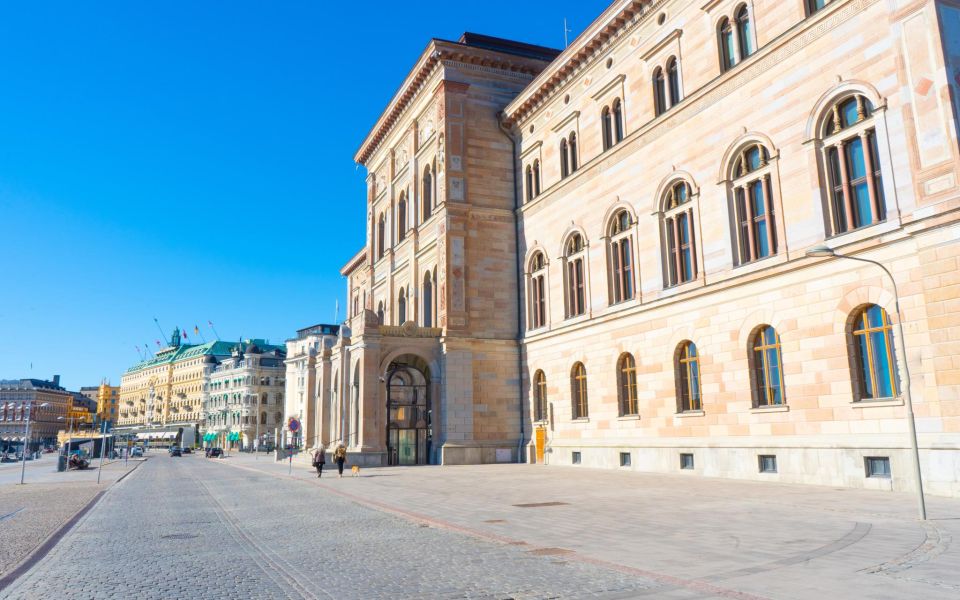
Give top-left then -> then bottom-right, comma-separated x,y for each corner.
299,0 -> 960,497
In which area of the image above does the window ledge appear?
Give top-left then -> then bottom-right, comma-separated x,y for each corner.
571,417 -> 591,423
750,405 -> 789,414
617,414 -> 641,421
851,398 -> 904,408
675,410 -> 705,418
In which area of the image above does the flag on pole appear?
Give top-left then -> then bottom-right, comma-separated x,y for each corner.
155,340 -> 161,348
182,329 -> 188,340
194,325 -> 200,335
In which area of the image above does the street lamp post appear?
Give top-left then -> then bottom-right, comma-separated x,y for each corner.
19,400 -> 49,485
806,244 -> 926,520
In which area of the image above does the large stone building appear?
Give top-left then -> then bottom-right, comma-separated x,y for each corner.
308,0 -> 960,496
282,323 -> 340,449
117,329 -> 234,446
0,376 -> 73,452
201,340 -> 286,450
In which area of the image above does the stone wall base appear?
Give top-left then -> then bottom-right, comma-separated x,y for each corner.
543,443 -> 960,497
440,441 -> 521,465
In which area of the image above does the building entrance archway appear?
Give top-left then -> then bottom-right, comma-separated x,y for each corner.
386,355 -> 431,465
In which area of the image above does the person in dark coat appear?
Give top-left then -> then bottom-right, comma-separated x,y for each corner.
312,446 -> 325,478
333,443 -> 347,478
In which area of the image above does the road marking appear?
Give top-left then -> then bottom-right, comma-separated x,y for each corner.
0,508 -> 25,523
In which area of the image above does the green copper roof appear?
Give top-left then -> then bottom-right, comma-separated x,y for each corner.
124,340 -> 235,374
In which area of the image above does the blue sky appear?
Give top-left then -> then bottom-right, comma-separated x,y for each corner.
0,1 -> 599,390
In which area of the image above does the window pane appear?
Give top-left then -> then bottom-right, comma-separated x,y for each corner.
858,335 -> 875,398
722,29 -> 736,68
866,305 -> 885,328
841,99 -> 859,129
766,348 -> 782,404
689,360 -> 700,407
740,19 -> 754,56
870,330 -> 895,397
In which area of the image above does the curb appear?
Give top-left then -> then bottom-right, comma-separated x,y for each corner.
0,459 -> 145,593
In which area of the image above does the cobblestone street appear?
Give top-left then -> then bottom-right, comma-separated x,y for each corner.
4,453 -> 960,599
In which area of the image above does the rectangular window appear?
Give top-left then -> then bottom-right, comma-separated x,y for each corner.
572,451 -> 582,465
758,455 -> 777,473
680,453 -> 694,470
865,456 -> 890,478
619,452 -> 631,467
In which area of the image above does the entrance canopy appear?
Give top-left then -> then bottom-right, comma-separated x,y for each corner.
135,431 -> 177,440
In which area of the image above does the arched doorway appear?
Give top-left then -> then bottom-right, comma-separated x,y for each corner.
386,355 -> 431,465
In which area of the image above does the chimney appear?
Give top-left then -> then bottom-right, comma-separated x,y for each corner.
52,375 -> 60,387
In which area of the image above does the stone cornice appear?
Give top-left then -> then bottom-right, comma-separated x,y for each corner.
340,248 -> 367,276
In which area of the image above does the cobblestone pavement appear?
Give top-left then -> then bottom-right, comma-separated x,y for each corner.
0,460 -> 142,579
3,455 -> 665,599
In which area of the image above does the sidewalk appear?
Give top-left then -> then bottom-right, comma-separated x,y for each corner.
218,454 -> 960,600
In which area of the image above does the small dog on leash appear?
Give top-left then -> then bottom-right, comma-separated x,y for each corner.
351,465 -> 360,477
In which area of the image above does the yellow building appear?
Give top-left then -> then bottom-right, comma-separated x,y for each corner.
96,382 -> 119,423
117,328 -> 233,445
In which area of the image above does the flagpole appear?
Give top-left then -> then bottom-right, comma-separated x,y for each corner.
208,321 -> 221,341
153,317 -> 167,340
195,325 -> 206,344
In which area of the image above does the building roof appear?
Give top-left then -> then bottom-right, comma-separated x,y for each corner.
123,340 -> 236,374
340,248 -> 367,276
0,378 -> 68,392
354,34 -> 558,165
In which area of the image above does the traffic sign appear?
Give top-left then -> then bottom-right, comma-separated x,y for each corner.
287,418 -> 301,433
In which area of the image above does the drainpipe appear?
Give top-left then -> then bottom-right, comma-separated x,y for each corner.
497,110 -> 526,464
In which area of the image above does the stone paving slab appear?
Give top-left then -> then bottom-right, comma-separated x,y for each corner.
221,455 -> 960,600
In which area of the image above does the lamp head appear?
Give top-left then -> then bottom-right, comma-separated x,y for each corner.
806,244 -> 836,258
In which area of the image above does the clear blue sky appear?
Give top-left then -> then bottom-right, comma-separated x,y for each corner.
0,1 -> 599,390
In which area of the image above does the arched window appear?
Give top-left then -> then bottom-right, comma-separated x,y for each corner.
617,353 -> 638,416
533,160 -> 541,196
718,17 -> 736,72
612,99 -> 624,143
807,0 -> 834,16
397,192 -> 407,242
571,362 -> 588,419
422,165 -> 433,221
564,233 -> 587,318
568,133 -> 579,173
397,288 -> 407,324
422,271 -> 433,327
601,106 -> 613,151
260,411 -> 266,424
661,181 -> 697,287
735,5 -> 754,59
850,304 -> 900,400
432,266 -> 438,327
533,370 -> 547,422
525,165 -> 534,202
731,144 -> 777,264
608,210 -> 634,304
667,57 -> 681,106
653,67 -> 667,116
377,301 -> 384,325
377,213 -> 386,260
676,341 -> 702,412
529,251 -> 547,330
821,94 -> 885,235
751,326 -> 784,407
560,138 -> 570,178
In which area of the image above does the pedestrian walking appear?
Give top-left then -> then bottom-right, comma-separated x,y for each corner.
334,443 -> 347,478
312,446 -> 326,478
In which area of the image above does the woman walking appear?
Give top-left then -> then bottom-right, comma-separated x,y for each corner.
333,443 -> 347,478
312,446 -> 325,478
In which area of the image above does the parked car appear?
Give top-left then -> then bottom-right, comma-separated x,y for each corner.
205,447 -> 222,458
170,447 -> 182,457
131,447 -> 144,457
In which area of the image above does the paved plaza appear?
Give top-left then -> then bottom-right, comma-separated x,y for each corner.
1,454 -> 959,599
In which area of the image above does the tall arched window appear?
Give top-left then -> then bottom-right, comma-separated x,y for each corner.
377,301 -> 384,325
661,181 -> 697,287
718,17 -> 736,71
560,138 -> 570,178
377,213 -> 386,260
612,99 -> 624,143
821,94 -> 885,235
432,266 -> 438,327
564,233 -> 587,318
731,144 -> 777,264
850,304 -> 899,401
653,67 -> 667,116
422,165 -> 433,221
397,288 -> 407,324
601,106 -> 613,151
735,5 -> 754,59
260,411 -> 266,424
751,326 -> 784,407
571,362 -> 588,419
676,341 -> 702,412
529,251 -> 547,330
667,57 -> 681,106
533,370 -> 547,422
533,160 -> 541,196
525,165 -> 534,202
608,210 -> 635,304
422,271 -> 433,327
568,133 -> 579,173
397,192 -> 408,242
617,353 -> 638,416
